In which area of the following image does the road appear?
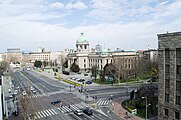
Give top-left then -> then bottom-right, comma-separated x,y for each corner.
9,69 -> 122,120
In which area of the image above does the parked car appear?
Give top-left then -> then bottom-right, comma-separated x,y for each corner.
86,81 -> 92,84
62,71 -> 70,75
84,73 -> 88,76
74,109 -> 83,116
51,100 -> 61,105
9,94 -> 13,98
14,90 -> 18,95
8,89 -> 11,93
78,79 -> 85,82
83,108 -> 93,115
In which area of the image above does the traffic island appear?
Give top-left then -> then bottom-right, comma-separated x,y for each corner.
63,79 -> 82,86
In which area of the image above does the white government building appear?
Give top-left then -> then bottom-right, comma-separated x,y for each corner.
67,33 -> 138,72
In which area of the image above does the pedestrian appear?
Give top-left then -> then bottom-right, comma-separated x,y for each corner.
125,111 -> 128,116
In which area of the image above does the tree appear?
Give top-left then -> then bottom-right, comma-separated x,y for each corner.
62,60 -> 68,68
34,60 -> 42,68
91,66 -> 98,80
70,63 -> 80,73
20,95 -> 30,120
130,90 -> 135,104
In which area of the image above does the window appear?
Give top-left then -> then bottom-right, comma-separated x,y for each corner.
175,111 -> 180,120
177,65 -> 181,74
176,95 -> 181,105
164,109 -> 169,116
84,64 -> 86,68
165,93 -> 169,102
176,48 -> 181,58
107,59 -> 108,63
165,48 -> 170,58
165,79 -> 170,89
84,59 -> 86,62
84,45 -> 87,49
176,81 -> 181,92
165,65 -> 170,73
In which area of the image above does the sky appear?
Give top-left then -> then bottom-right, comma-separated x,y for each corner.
0,0 -> 181,52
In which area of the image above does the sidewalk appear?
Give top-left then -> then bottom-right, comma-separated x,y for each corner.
110,98 -> 143,120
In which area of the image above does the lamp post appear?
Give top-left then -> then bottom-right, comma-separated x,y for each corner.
142,96 -> 151,120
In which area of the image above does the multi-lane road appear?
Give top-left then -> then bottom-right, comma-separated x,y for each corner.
10,69 -> 123,120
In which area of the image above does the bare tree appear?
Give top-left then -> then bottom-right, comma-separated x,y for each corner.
19,95 -> 30,120
104,57 -> 137,85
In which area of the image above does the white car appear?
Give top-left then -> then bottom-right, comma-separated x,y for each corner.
74,109 -> 83,116
14,90 -> 18,95
30,87 -> 34,91
22,91 -> 27,96
8,89 -> 11,93
9,94 -> 13,98
32,90 -> 36,94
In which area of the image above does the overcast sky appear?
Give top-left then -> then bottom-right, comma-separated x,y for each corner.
0,0 -> 180,52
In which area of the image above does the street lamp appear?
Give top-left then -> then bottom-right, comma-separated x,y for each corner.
142,96 -> 151,120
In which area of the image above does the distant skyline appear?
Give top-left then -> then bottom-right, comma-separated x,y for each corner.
0,0 -> 181,52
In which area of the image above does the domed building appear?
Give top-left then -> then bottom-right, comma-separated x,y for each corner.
76,33 -> 89,53
67,33 -> 138,72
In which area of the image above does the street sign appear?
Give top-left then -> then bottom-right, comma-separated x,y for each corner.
108,76 -> 113,82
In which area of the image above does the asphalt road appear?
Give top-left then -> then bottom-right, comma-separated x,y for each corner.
9,69 -> 123,120
82,85 -> 137,101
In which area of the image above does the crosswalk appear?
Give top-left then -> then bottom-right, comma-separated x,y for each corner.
27,92 -> 62,98
58,103 -> 89,113
97,99 -> 111,106
28,103 -> 89,120
27,93 -> 47,98
29,108 -> 58,120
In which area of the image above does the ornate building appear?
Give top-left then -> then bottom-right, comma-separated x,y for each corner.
67,33 -> 138,73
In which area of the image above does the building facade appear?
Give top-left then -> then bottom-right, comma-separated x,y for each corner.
158,32 -> 181,120
67,33 -> 138,73
143,49 -> 158,62
4,48 -> 23,63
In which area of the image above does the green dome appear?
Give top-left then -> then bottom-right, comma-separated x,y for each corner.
101,48 -> 108,56
76,33 -> 88,44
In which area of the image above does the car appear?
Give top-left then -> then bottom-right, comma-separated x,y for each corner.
14,90 -> 18,95
30,87 -> 34,91
84,73 -> 88,76
78,79 -> 85,82
86,81 -> 92,84
83,108 -> 93,115
75,78 -> 80,81
9,94 -> 13,98
16,86 -> 20,89
8,89 -> 11,93
22,91 -> 27,96
71,77 -> 76,80
51,100 -> 61,105
74,109 -> 83,116
32,90 -> 36,94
